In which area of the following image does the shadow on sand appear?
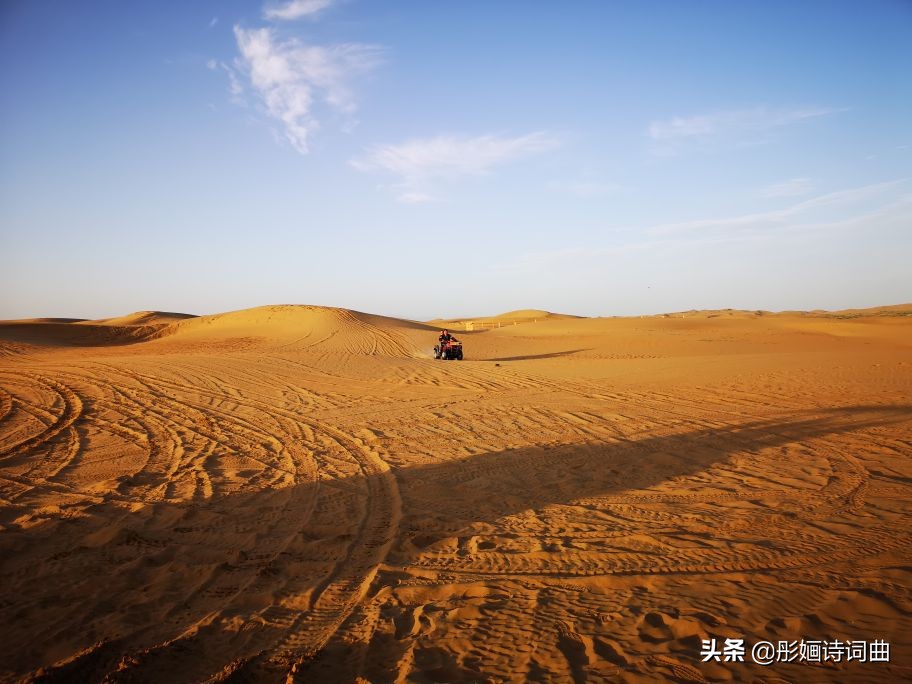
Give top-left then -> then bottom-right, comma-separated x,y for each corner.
487,348 -> 593,362
1,404 -> 909,682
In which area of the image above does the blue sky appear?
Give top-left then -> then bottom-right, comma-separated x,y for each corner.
1,0 -> 910,320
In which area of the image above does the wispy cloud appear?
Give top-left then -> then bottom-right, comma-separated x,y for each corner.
647,179 -> 908,236
647,106 -> 840,155
353,132 -> 558,178
397,191 -> 438,205
496,180 -> 912,277
351,132 -> 560,202
209,59 -> 246,105
264,0 -> 334,21
759,177 -> 814,198
233,26 -> 381,153
649,107 -> 835,141
547,179 -> 623,198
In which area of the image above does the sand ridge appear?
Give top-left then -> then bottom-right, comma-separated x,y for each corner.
80,311 -> 198,327
0,303 -> 910,682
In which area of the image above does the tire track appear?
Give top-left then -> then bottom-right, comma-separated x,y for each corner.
24,361 -> 399,681
0,384 -> 13,424
0,373 -> 83,461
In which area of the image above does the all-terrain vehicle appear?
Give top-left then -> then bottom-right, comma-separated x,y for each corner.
434,339 -> 463,360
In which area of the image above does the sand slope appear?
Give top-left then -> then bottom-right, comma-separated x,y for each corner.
81,311 -> 198,327
161,304 -> 424,356
1,304 -> 910,682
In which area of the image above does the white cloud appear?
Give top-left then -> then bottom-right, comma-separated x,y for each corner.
397,191 -> 438,205
759,177 -> 814,198
225,66 -> 245,99
496,181 -> 912,279
233,26 -> 381,153
548,179 -> 623,198
352,132 -> 559,201
649,107 -> 836,141
647,106 -> 841,156
209,17 -> 219,28
353,132 -> 558,178
647,179 -> 908,236
264,0 -> 334,21
209,59 -> 246,104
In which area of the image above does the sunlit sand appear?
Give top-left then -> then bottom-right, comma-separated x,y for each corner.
1,304 -> 910,682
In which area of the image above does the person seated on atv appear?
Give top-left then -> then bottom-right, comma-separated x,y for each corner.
439,329 -> 457,346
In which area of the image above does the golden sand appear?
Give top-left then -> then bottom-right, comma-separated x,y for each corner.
1,304 -> 910,682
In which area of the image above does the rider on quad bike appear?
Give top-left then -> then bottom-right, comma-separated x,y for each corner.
435,330 -> 463,360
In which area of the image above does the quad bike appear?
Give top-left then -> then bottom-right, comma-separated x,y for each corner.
434,339 -> 463,360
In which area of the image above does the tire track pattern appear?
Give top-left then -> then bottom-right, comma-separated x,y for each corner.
1,346 -> 910,683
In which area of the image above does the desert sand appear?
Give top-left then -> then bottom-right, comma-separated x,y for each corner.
1,304 -> 910,683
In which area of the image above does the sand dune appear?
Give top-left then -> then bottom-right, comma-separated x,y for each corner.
157,305 -> 427,356
0,321 -> 167,353
0,311 -> 197,354
1,303 -> 910,682
81,311 -> 198,327
0,305 -> 430,357
431,308 -> 583,331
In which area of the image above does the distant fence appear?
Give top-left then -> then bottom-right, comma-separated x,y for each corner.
458,320 -> 528,331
